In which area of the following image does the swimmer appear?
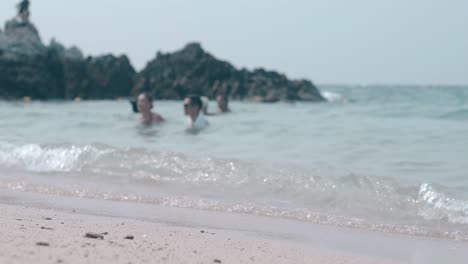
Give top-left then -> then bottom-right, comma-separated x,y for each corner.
137,92 -> 164,125
184,95 -> 208,131
216,94 -> 231,113
201,96 -> 216,116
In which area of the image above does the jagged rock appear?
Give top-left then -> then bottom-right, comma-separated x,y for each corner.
63,54 -> 136,99
65,46 -> 84,60
0,13 -> 321,102
0,18 -> 63,99
0,15 -> 136,100
0,48 -> 63,99
45,39 -> 135,99
133,42 -> 324,102
49,39 -> 84,61
5,17 -> 41,43
2,17 -> 45,59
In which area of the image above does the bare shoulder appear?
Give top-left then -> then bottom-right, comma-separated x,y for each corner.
153,113 -> 165,122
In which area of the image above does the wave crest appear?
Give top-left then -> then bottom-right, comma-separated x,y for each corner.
418,183 -> 468,224
0,143 -> 111,172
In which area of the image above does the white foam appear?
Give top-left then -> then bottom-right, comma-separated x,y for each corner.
418,183 -> 468,224
0,143 -> 109,172
320,91 -> 343,102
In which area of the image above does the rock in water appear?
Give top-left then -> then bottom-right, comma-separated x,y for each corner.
0,17 -> 63,99
3,17 -> 45,58
0,13 -> 321,101
0,15 -> 136,100
133,42 -> 325,102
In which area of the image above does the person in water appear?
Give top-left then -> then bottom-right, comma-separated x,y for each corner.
184,95 -> 208,131
216,94 -> 231,113
137,92 -> 164,124
200,96 -> 217,116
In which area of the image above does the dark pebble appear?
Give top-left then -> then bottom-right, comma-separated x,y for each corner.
36,242 -> 50,247
41,227 -> 54,230
44,217 -> 52,220
213,259 -> 222,263
200,230 -> 205,233
124,235 -> 134,240
84,232 -> 104,240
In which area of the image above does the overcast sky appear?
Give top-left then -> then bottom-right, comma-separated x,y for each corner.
1,0 -> 467,85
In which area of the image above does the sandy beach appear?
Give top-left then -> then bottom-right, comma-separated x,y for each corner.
0,189 -> 467,264
0,203 -> 408,264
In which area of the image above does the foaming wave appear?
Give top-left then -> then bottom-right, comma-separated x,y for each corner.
1,142 -> 468,239
418,183 -> 468,225
320,91 -> 344,103
1,179 -> 467,241
0,142 -> 112,172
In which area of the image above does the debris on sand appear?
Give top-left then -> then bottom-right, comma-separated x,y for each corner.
84,232 -> 104,240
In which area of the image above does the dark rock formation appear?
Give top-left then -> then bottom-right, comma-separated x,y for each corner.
61,54 -> 136,99
0,18 -> 62,99
133,43 -> 324,102
0,16 -> 136,100
0,14 -> 322,102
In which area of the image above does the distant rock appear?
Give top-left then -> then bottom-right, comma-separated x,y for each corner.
62,54 -> 136,99
0,15 -> 136,100
0,17 -> 63,99
5,17 -> 41,42
0,13 -> 322,102
49,39 -> 84,61
133,42 -> 324,102
2,17 -> 45,58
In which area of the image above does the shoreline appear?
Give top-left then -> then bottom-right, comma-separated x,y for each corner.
1,191 -> 468,263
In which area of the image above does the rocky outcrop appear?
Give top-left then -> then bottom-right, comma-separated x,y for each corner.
61,54 -> 136,99
0,16 -> 136,100
0,15 -> 322,102
133,43 -> 324,102
0,18 -> 62,99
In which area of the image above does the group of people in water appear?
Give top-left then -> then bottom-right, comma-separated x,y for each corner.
135,93 -> 230,131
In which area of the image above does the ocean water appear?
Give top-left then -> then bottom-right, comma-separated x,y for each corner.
1,85 -> 468,240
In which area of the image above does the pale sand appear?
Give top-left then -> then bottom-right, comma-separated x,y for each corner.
0,204 -> 403,264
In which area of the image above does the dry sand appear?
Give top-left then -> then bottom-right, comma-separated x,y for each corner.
0,204 -> 403,264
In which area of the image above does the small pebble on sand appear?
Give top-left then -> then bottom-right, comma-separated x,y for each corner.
84,232 -> 104,240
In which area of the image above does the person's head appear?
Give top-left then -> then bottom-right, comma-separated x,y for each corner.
184,95 -> 202,117
137,92 -> 153,113
216,94 -> 229,112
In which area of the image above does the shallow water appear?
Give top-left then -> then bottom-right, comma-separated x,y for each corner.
1,85 -> 468,240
